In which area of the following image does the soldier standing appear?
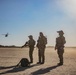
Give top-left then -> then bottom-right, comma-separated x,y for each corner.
22,35 -> 35,64
55,30 -> 66,65
37,32 -> 47,64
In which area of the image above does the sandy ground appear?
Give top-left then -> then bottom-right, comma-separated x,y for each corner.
0,47 -> 76,75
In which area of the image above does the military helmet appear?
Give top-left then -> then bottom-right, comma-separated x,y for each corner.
28,35 -> 33,38
40,32 -> 43,35
57,30 -> 64,34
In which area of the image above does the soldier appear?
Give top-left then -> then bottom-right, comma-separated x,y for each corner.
55,30 -> 66,66
36,32 -> 47,64
21,35 -> 35,64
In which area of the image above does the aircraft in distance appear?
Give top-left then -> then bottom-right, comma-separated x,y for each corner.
2,33 -> 10,37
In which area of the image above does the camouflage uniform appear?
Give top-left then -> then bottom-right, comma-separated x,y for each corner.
37,32 -> 47,64
23,35 -> 35,63
55,30 -> 66,65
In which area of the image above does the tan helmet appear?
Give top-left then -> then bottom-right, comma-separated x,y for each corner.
28,35 -> 33,38
57,30 -> 64,34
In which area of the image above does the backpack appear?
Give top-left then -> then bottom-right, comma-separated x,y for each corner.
44,36 -> 47,45
17,58 -> 30,67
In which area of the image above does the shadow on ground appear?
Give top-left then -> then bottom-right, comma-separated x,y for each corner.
0,64 -> 60,75
0,64 -> 37,75
31,65 -> 60,75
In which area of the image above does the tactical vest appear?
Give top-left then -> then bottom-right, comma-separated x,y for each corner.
28,39 -> 35,47
56,36 -> 66,48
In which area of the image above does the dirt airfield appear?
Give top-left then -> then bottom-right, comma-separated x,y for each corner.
0,47 -> 76,75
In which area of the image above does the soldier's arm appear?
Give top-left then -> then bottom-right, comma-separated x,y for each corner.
64,37 -> 66,44
21,41 -> 28,48
36,39 -> 39,48
62,37 -> 66,46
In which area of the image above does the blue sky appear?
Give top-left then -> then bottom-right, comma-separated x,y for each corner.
0,0 -> 76,47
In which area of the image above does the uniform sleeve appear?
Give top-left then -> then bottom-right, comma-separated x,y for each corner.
63,37 -> 66,44
22,41 -> 29,47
